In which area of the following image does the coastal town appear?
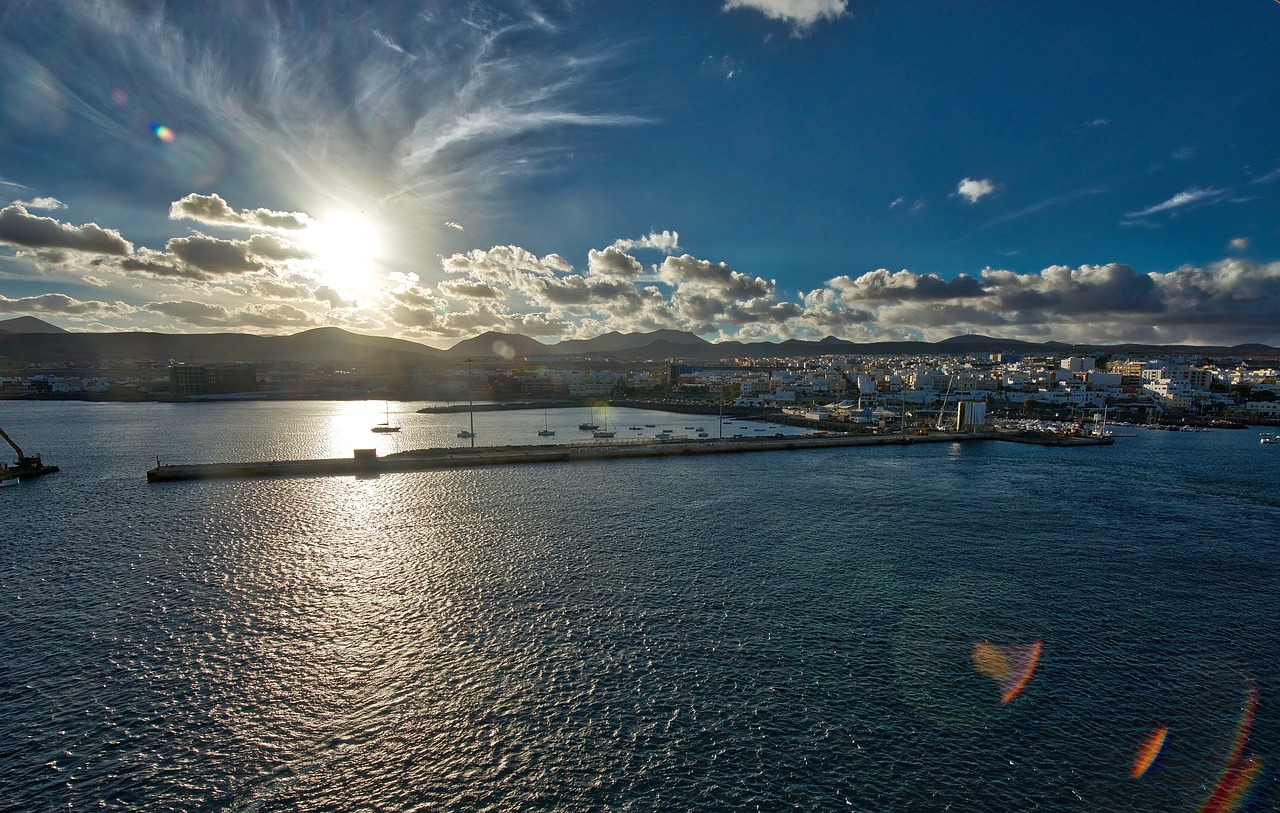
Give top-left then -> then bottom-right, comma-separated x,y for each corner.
4,342 -> 1278,429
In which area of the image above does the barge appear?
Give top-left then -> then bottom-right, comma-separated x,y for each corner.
0,426 -> 59,484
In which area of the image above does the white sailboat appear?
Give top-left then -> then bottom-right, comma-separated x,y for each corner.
592,412 -> 616,438
371,402 -> 400,433
538,410 -> 556,436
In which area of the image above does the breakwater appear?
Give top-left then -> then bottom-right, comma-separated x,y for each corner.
146,430 -> 1110,482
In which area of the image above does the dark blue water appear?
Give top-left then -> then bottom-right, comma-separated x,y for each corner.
2,402 -> 1277,811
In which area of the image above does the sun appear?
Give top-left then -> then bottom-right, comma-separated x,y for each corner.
301,210 -> 383,293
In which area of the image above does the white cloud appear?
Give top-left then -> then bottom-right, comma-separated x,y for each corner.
1228,237 -> 1250,252
444,221 -> 465,231
0,292 -> 131,316
11,197 -> 65,210
955,177 -> 995,204
611,230 -> 679,253
168,193 -> 310,230
723,0 -> 848,29
1126,187 -> 1222,218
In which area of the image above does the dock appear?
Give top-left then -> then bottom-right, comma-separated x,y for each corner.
146,430 -> 1111,483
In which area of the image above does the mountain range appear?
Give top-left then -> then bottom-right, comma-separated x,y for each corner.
0,317 -> 1275,367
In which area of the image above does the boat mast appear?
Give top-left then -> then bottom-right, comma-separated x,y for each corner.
468,358 -> 475,447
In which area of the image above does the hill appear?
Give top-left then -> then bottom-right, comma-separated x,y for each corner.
0,324 -> 1275,367
0,327 -> 443,367
0,316 -> 69,334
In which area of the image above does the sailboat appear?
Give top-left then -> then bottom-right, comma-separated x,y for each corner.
578,406 -> 599,431
538,410 -> 556,436
457,397 -> 476,439
371,402 -> 400,433
592,413 -> 616,438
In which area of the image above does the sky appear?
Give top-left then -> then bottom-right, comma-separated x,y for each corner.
2,0 -> 1279,348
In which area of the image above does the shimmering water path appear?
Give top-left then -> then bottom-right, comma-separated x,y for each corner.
1,401 -> 1277,811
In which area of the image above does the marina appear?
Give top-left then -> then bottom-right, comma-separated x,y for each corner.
2,398 -> 1276,813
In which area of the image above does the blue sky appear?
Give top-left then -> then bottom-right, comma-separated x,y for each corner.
2,0 -> 1279,347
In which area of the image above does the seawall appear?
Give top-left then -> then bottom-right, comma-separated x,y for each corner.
146,430 -> 1111,483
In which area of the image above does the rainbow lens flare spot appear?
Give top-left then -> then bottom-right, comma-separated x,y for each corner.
971,640 -> 1042,703
150,123 -> 175,142
1131,726 -> 1168,778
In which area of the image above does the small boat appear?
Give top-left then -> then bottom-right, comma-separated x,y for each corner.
593,414 -> 617,438
0,474 -> 18,487
644,424 -> 656,428
628,426 -> 644,430
456,391 -> 476,439
371,402 -> 400,433
1262,433 -> 1279,445
538,410 -> 556,437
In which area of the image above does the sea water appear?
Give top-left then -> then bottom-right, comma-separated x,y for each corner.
1,401 -> 1276,811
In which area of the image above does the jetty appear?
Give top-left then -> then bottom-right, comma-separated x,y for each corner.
146,430 -> 1111,483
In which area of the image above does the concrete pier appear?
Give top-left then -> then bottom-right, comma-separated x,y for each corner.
146,430 -> 1111,483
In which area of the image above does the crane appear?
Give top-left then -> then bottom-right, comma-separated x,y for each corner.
0,426 -> 57,477
0,425 -> 27,463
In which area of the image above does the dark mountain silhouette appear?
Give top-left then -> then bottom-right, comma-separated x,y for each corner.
445,331 -> 549,359
0,316 -> 69,334
0,326 -> 443,366
0,324 -> 1274,367
548,329 -> 710,355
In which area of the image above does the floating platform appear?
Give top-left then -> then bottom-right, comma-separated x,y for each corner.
146,430 -> 1111,483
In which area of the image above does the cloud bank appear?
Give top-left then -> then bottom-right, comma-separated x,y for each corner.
2,193 -> 1278,346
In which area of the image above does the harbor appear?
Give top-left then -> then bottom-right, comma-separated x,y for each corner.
146,429 -> 1111,483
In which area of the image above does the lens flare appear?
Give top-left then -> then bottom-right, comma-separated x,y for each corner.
150,123 -> 175,142
971,640 -> 1042,703
1131,726 -> 1168,778
1200,680 -> 1262,813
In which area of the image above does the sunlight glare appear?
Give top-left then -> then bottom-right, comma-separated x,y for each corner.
304,210 -> 383,293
